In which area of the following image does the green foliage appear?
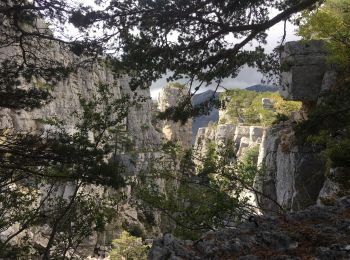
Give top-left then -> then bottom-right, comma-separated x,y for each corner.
0,83 -> 131,258
221,89 -> 301,126
134,143 -> 263,240
69,0 -> 319,91
239,145 -> 260,186
297,0 -> 350,67
295,75 -> 350,189
326,139 -> 350,167
272,113 -> 290,124
126,224 -> 145,238
110,231 -> 148,260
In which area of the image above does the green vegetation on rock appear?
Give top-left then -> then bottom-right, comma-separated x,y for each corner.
135,142 -> 264,240
110,231 -> 148,260
220,89 -> 301,126
298,0 -> 350,67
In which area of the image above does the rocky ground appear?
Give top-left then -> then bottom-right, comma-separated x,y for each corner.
149,196 -> 350,259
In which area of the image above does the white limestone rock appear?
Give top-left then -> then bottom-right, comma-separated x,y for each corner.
317,167 -> 350,206
261,98 -> 275,110
194,124 -> 264,162
255,122 -> 326,212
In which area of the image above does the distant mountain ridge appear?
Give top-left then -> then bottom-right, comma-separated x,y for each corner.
245,84 -> 278,92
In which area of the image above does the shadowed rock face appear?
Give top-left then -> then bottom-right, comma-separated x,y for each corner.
149,196 -> 350,260
280,40 -> 328,103
0,48 -> 163,255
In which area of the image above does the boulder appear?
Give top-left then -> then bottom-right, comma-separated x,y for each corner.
262,98 -> 275,110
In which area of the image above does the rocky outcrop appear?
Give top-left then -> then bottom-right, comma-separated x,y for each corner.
149,196 -> 350,259
254,40 -> 342,213
280,40 -> 329,103
158,84 -> 192,150
262,98 -> 275,110
255,122 -> 326,212
0,64 -> 161,150
194,123 -> 264,159
318,167 -> 350,206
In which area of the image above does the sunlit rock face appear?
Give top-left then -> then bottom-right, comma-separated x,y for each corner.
255,122 -> 326,212
157,84 -> 192,150
191,90 -> 220,143
194,123 -> 264,160
0,63 -> 161,150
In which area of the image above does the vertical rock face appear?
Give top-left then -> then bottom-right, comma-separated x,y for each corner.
194,123 -> 264,159
0,63 -> 161,150
158,84 -> 192,150
191,90 -> 220,143
255,40 -> 334,213
255,123 -> 326,212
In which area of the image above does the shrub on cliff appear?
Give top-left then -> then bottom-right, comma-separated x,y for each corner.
110,231 -> 148,260
134,142 -> 269,240
0,84 -> 131,258
298,0 -> 350,67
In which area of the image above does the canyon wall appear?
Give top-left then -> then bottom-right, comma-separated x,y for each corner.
0,49 -> 164,256
194,123 -> 264,160
255,40 -> 338,212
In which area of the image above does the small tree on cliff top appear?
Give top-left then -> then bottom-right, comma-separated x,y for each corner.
298,0 -> 350,67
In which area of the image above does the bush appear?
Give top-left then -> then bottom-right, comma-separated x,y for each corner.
220,89 -> 301,126
297,0 -> 350,67
110,231 -> 148,260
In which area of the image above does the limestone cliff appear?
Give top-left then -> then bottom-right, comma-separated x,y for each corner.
254,40 -> 339,212
254,122 -> 326,212
0,63 -> 161,151
0,54 -> 164,256
194,123 -> 264,160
